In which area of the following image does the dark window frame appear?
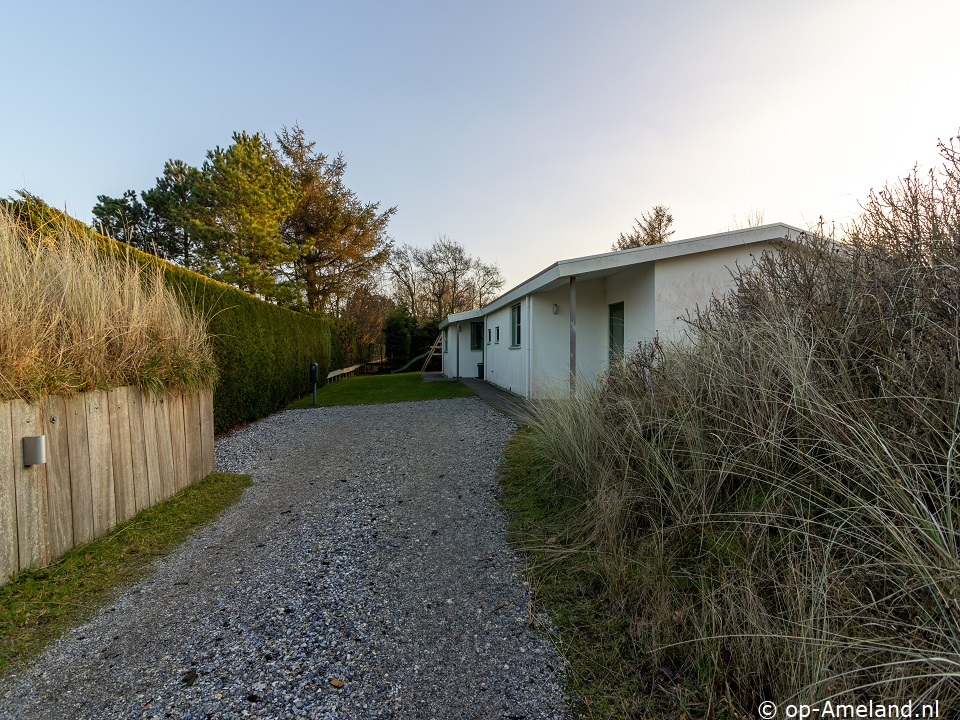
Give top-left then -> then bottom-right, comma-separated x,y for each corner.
609,301 -> 624,364
511,303 -> 521,347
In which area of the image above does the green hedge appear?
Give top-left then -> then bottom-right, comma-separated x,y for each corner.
160,267 -> 334,432
6,195 -> 338,433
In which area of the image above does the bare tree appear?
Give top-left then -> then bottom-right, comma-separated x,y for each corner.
612,205 -> 675,250
470,259 -> 505,307
387,244 -> 423,317
412,235 -> 474,318
342,279 -> 394,354
727,208 -> 766,231
388,235 -> 504,320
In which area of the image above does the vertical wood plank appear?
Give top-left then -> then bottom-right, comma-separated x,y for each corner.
0,402 -> 18,583
168,393 -> 188,493
141,394 -> 162,506
183,392 -> 202,486
108,387 -> 136,523
127,388 -> 150,513
43,395 -> 73,560
65,394 -> 94,546
199,390 -> 215,477
11,399 -> 50,569
85,392 -> 116,538
154,396 -> 175,500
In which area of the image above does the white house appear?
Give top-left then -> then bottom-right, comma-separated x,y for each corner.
438,223 -> 803,399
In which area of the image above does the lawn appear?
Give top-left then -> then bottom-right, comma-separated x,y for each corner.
0,472 -> 251,677
287,372 -> 475,408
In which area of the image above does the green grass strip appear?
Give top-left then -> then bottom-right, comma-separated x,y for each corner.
287,372 -> 475,408
498,430 -> 649,719
0,472 -> 251,678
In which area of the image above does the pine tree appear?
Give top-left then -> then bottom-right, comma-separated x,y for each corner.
276,125 -> 395,315
612,205 -> 675,250
190,132 -> 300,300
91,190 -> 155,253
142,159 -> 202,267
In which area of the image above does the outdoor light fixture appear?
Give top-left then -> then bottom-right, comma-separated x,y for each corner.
552,303 -> 559,315
22,436 -> 46,466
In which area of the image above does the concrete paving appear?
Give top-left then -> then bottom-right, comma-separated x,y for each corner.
422,373 -> 530,423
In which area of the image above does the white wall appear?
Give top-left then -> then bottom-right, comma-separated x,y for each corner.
441,325 -> 454,376
442,322 -> 484,378
524,278 -> 607,398
604,262 -> 656,355
653,242 -> 771,342
483,300 -> 528,395
462,321 -> 485,379
456,240 -> 774,397
530,290 -> 570,398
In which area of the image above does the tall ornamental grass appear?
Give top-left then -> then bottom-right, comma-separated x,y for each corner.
514,135 -> 960,715
0,208 -> 215,401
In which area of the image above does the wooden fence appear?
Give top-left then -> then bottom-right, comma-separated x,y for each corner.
0,387 -> 214,585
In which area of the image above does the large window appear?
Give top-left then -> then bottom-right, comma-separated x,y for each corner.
511,303 -> 521,347
609,302 -> 624,363
471,322 -> 483,351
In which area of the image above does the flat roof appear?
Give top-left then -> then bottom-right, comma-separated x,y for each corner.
440,223 -> 803,327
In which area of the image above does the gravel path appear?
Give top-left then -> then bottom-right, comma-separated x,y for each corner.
0,398 -> 567,719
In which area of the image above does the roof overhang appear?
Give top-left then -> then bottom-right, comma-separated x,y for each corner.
440,223 -> 804,327
439,308 -> 485,329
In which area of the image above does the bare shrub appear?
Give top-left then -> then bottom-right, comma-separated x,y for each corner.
518,134 -> 960,713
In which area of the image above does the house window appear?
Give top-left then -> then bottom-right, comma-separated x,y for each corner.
487,328 -> 492,344
495,326 -> 500,344
609,302 -> 624,363
511,303 -> 521,346
471,322 -> 483,351
443,327 -> 448,353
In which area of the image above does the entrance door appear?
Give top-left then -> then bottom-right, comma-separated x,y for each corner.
609,302 -> 624,365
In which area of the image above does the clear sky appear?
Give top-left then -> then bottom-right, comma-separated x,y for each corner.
3,0 -> 958,290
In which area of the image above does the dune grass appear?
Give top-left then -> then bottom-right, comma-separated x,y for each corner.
0,207 -> 215,402
287,372 -> 475,408
503,137 -> 960,717
0,472 -> 251,678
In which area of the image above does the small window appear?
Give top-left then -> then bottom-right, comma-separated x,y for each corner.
495,326 -> 500,344
471,322 -> 483,351
511,303 -> 521,346
443,327 -> 448,353
609,302 -> 624,364
487,328 -> 492,344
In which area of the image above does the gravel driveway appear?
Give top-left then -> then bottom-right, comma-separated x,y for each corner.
0,398 -> 567,719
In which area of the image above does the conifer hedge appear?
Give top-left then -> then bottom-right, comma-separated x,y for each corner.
160,265 -> 333,432
5,195 -> 337,432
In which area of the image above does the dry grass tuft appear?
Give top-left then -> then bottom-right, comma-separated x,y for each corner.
0,208 -> 215,401
510,135 -> 960,715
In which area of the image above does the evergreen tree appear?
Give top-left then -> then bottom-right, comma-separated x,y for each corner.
276,125 -> 395,315
190,132 -> 300,300
91,190 -> 156,253
612,205 -> 675,250
142,159 -> 202,267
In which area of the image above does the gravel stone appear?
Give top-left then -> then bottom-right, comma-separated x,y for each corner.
0,397 -> 567,719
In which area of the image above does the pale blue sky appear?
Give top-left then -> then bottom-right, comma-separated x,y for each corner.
3,0 -> 959,290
